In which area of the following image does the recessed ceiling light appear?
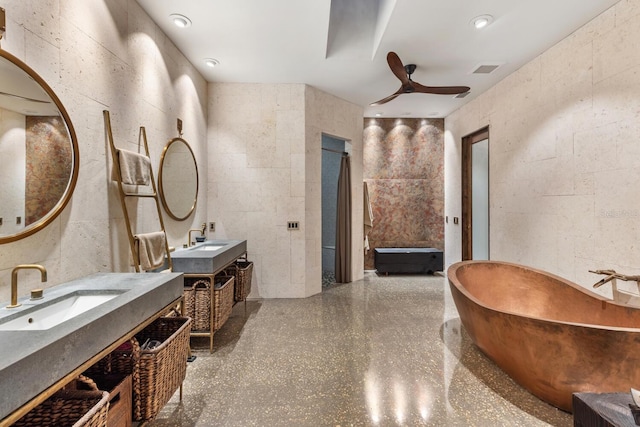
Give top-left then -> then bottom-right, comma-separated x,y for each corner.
170,14 -> 192,28
204,58 -> 220,68
375,113 -> 381,117
471,14 -> 493,29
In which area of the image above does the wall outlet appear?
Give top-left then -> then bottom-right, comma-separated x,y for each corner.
287,221 -> 300,230
209,222 -> 215,232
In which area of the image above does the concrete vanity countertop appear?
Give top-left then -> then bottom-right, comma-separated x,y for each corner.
170,239 -> 247,274
0,272 -> 183,420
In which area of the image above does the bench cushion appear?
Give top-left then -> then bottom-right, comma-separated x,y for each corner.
374,248 -> 443,274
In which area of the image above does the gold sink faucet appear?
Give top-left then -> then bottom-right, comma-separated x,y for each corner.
187,223 -> 207,247
7,264 -> 48,308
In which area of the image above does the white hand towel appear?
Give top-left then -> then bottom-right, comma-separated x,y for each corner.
116,148 -> 151,185
135,231 -> 166,271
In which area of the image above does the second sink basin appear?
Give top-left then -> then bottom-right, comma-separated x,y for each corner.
0,290 -> 124,331
198,245 -> 225,251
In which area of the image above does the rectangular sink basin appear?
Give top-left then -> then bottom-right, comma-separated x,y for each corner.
0,291 -> 123,331
198,245 -> 225,251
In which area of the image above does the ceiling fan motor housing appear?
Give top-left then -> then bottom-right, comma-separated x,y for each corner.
404,63 -> 417,76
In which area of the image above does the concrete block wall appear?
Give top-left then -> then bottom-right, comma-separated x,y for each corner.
0,0 -> 208,301
208,83 -> 363,298
445,0 -> 640,295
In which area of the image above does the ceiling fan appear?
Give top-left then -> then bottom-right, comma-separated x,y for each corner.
370,52 -> 470,106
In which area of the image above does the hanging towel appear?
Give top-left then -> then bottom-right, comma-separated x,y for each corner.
135,231 -> 166,271
116,148 -> 151,185
363,181 -> 374,253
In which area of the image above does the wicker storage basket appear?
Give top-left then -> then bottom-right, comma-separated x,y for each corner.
134,316 -> 192,421
182,283 -> 196,320
84,316 -> 191,422
14,377 -> 109,427
84,338 -> 141,421
88,374 -> 132,427
227,261 -> 253,302
85,340 -> 138,378
185,278 -> 212,331
213,274 -> 234,331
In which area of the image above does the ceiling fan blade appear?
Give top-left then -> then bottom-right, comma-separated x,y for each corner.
387,52 -> 409,85
413,82 -> 470,95
370,87 -> 403,106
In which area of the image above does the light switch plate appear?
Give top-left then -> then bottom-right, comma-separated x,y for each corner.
287,221 -> 300,230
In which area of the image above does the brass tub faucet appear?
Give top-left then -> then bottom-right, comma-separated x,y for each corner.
7,264 -> 48,308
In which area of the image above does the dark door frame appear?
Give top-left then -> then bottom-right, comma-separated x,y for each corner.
461,127 -> 489,261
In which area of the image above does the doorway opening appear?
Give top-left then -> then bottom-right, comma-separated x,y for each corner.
462,127 -> 489,260
321,134 -> 350,288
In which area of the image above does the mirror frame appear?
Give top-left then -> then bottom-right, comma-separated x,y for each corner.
158,137 -> 198,221
0,49 -> 80,244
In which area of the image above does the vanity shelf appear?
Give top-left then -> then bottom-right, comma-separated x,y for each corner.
170,239 -> 250,353
184,273 -> 234,333
1,297 -> 183,426
0,273 -> 185,426
184,255 -> 248,353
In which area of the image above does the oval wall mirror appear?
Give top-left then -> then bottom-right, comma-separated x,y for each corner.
158,137 -> 198,220
0,49 -> 79,244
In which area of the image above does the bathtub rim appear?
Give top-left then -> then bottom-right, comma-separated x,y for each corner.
447,259 -> 640,332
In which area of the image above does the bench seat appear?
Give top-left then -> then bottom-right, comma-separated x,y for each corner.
374,248 -> 443,274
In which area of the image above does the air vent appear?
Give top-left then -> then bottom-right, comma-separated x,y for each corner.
471,64 -> 501,74
454,91 -> 471,99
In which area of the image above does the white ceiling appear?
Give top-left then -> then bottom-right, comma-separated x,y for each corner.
0,55 -> 59,116
136,0 -> 621,118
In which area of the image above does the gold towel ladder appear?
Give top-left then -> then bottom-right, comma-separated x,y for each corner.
104,110 -> 173,272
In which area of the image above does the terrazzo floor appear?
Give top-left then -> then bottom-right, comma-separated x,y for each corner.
149,272 -> 572,426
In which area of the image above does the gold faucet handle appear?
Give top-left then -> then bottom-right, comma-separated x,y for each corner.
7,264 -> 48,308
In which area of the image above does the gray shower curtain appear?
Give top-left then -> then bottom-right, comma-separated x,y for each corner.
335,155 -> 352,283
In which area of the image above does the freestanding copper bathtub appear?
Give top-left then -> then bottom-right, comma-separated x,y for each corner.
448,260 -> 640,412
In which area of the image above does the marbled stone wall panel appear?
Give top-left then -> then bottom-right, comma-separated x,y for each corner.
25,116 -> 72,226
364,118 -> 443,180
364,118 -> 444,270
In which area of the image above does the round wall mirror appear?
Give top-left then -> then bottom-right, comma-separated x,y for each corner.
158,137 -> 198,220
0,49 -> 79,244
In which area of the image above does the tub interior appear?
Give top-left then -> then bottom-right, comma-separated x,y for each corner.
454,262 -> 640,329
